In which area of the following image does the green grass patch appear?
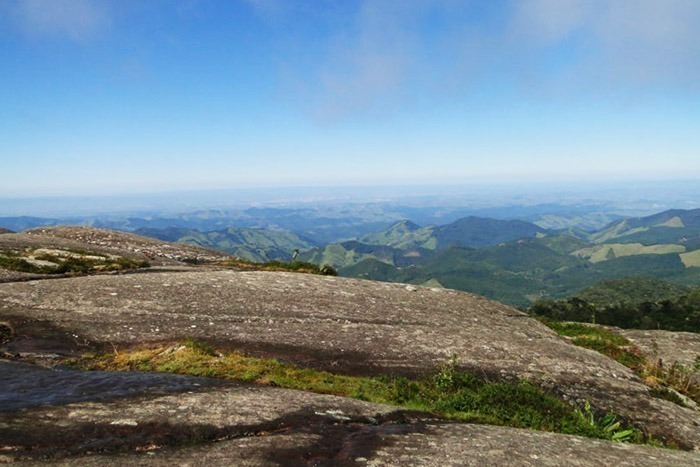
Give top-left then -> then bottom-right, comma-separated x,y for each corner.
0,248 -> 149,275
0,251 -> 43,273
75,340 -> 643,444
541,320 -> 646,368
541,319 -> 700,407
570,336 -> 646,368
680,249 -> 700,268
573,243 -> 685,263
544,321 -> 630,345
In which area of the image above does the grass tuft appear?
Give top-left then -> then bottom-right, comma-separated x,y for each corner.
0,248 -> 149,275
540,319 -> 700,407
74,340 -> 644,444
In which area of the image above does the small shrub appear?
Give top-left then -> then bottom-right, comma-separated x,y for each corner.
574,401 -> 637,443
0,251 -> 49,273
180,338 -> 218,357
319,264 -> 338,276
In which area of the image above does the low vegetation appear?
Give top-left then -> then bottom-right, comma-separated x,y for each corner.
215,258 -> 338,276
0,248 -> 149,275
540,320 -> 700,408
75,339 -> 644,444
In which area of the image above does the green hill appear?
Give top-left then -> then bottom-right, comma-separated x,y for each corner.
329,238 -> 700,307
300,241 -> 431,270
340,258 -> 413,282
433,216 -> 547,248
135,209 -> 700,308
590,209 -> 700,247
338,242 -> 586,307
572,243 -> 686,263
360,216 -> 547,251
531,235 -> 591,255
135,227 -> 316,262
359,220 -> 437,250
577,277 -> 691,307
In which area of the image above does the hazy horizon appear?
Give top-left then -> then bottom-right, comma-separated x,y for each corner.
2,178 -> 699,218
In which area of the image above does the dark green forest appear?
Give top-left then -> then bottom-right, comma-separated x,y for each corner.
528,278 -> 700,333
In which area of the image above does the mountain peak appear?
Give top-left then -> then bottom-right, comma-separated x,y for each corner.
388,219 -> 421,232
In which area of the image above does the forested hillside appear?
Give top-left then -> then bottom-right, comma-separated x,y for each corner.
301,209 -> 700,306
14,208 -> 698,308
528,277 -> 700,333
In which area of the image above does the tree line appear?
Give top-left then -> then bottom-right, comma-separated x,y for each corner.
528,289 -> 700,333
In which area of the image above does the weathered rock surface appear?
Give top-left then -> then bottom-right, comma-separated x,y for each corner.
3,360 -> 700,466
616,329 -> 700,368
2,228 -> 700,464
2,269 -> 700,451
1,226 -> 234,266
0,269 -> 43,283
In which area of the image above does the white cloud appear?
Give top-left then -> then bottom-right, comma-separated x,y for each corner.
308,1 -> 420,120
253,0 -> 457,121
10,0 -> 110,42
245,0 -> 700,119
508,0 -> 700,91
594,0 -> 700,87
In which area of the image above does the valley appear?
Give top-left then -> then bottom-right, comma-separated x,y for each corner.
4,204 -> 700,308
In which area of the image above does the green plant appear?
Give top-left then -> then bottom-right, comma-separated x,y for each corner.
74,342 -> 644,444
541,319 -> 700,407
180,337 -> 218,357
574,401 -> 636,443
319,264 -> 338,276
640,360 -> 700,406
0,250 -> 49,273
540,320 -> 646,369
0,248 -> 149,275
434,354 -> 460,390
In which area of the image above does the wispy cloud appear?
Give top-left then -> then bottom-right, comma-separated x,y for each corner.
308,1 -> 420,120
252,0 -> 456,121
509,0 -> 700,92
8,0 -> 110,42
248,0 -> 700,121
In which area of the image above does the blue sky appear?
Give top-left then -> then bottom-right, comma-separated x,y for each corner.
1,0 -> 699,197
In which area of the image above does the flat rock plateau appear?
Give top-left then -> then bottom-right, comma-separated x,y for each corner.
1,227 -> 699,466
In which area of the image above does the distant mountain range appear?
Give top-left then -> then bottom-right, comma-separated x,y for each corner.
299,208 -> 700,307
134,226 -> 315,263
359,217 -> 547,250
0,201 -> 643,245
2,207 -> 699,307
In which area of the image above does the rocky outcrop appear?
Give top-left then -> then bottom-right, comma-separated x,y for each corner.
2,360 -> 700,466
2,226 -> 235,265
615,329 -> 700,369
2,228 -> 700,463
1,270 -> 700,451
